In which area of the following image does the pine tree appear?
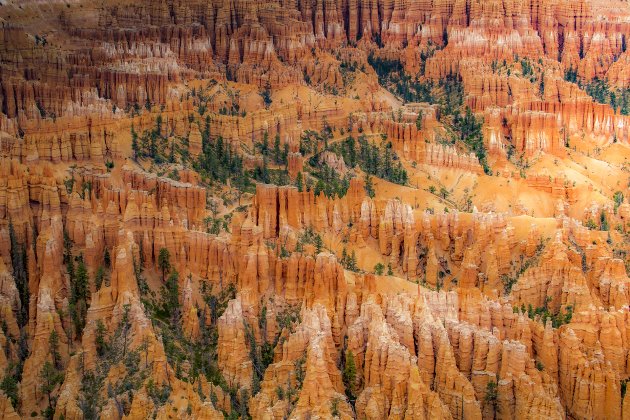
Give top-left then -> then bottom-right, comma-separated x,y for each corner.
261,81 -> 273,108
370,144 -> 379,174
158,248 -> 171,282
349,251 -> 358,272
261,156 -> 270,183
260,131 -> 269,156
149,129 -> 158,159
343,350 -> 357,404
234,170 -> 252,205
140,129 -> 150,155
416,111 -> 423,131
239,389 -> 251,419
0,374 -> 18,408
485,380 -> 498,420
94,266 -> 105,291
168,140 -> 175,163
614,191 -> 624,210
600,211 -> 609,231
160,271 -> 181,327
131,125 -> 140,160
73,257 -> 89,304
79,370 -> 101,419
374,263 -> 384,275
282,143 -> 289,165
364,174 -> 375,198
49,330 -> 61,370
314,235 -> 323,254
121,304 -> 131,357
8,220 -> 28,327
103,248 -> 111,268
400,162 -> 408,184
346,136 -> 357,167
69,257 -> 89,337
273,133 -> 281,164
40,361 -> 64,419
296,172 -> 304,192
95,320 -> 107,357
383,146 -> 393,178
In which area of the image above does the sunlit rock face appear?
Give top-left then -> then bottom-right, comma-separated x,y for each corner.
0,0 -> 629,419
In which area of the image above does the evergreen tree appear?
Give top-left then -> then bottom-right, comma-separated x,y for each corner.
239,389 -> 250,419
158,248 -> 171,282
131,125 -> 140,160
168,140 -> 175,163
195,118 -> 249,188
0,373 -> 18,408
346,136 -> 357,167
66,246 -> 75,283
396,162 -> 408,184
79,370 -> 102,419
95,320 -> 107,357
260,157 -> 270,183
343,350 -> 357,404
416,111 -> 423,131
233,170 -> 252,205
103,248 -> 111,268
120,304 -> 131,357
282,143 -> 289,165
364,174 -> 375,198
369,144 -> 379,174
40,361 -> 64,419
349,251 -> 358,272
140,125 -> 150,154
73,257 -> 89,304
454,107 -> 489,174
341,248 -> 348,267
94,266 -> 105,291
160,271 -> 181,328
261,81 -> 273,108
273,133 -> 281,164
70,257 -> 89,337
260,131 -> 269,156
600,211 -> 609,231
614,191 -> 625,211
485,381 -> 498,419
314,235 -> 324,254
49,330 -> 61,370
383,146 -> 393,178
148,116 -> 161,159
374,263 -> 384,275
8,220 -> 28,327
296,172 -> 304,192
564,66 -> 578,83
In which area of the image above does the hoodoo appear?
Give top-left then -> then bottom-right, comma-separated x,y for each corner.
0,0 -> 629,418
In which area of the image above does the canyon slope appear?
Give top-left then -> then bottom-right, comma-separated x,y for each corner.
0,0 -> 630,419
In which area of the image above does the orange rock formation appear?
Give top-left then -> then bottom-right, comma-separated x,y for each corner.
0,0 -> 629,419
